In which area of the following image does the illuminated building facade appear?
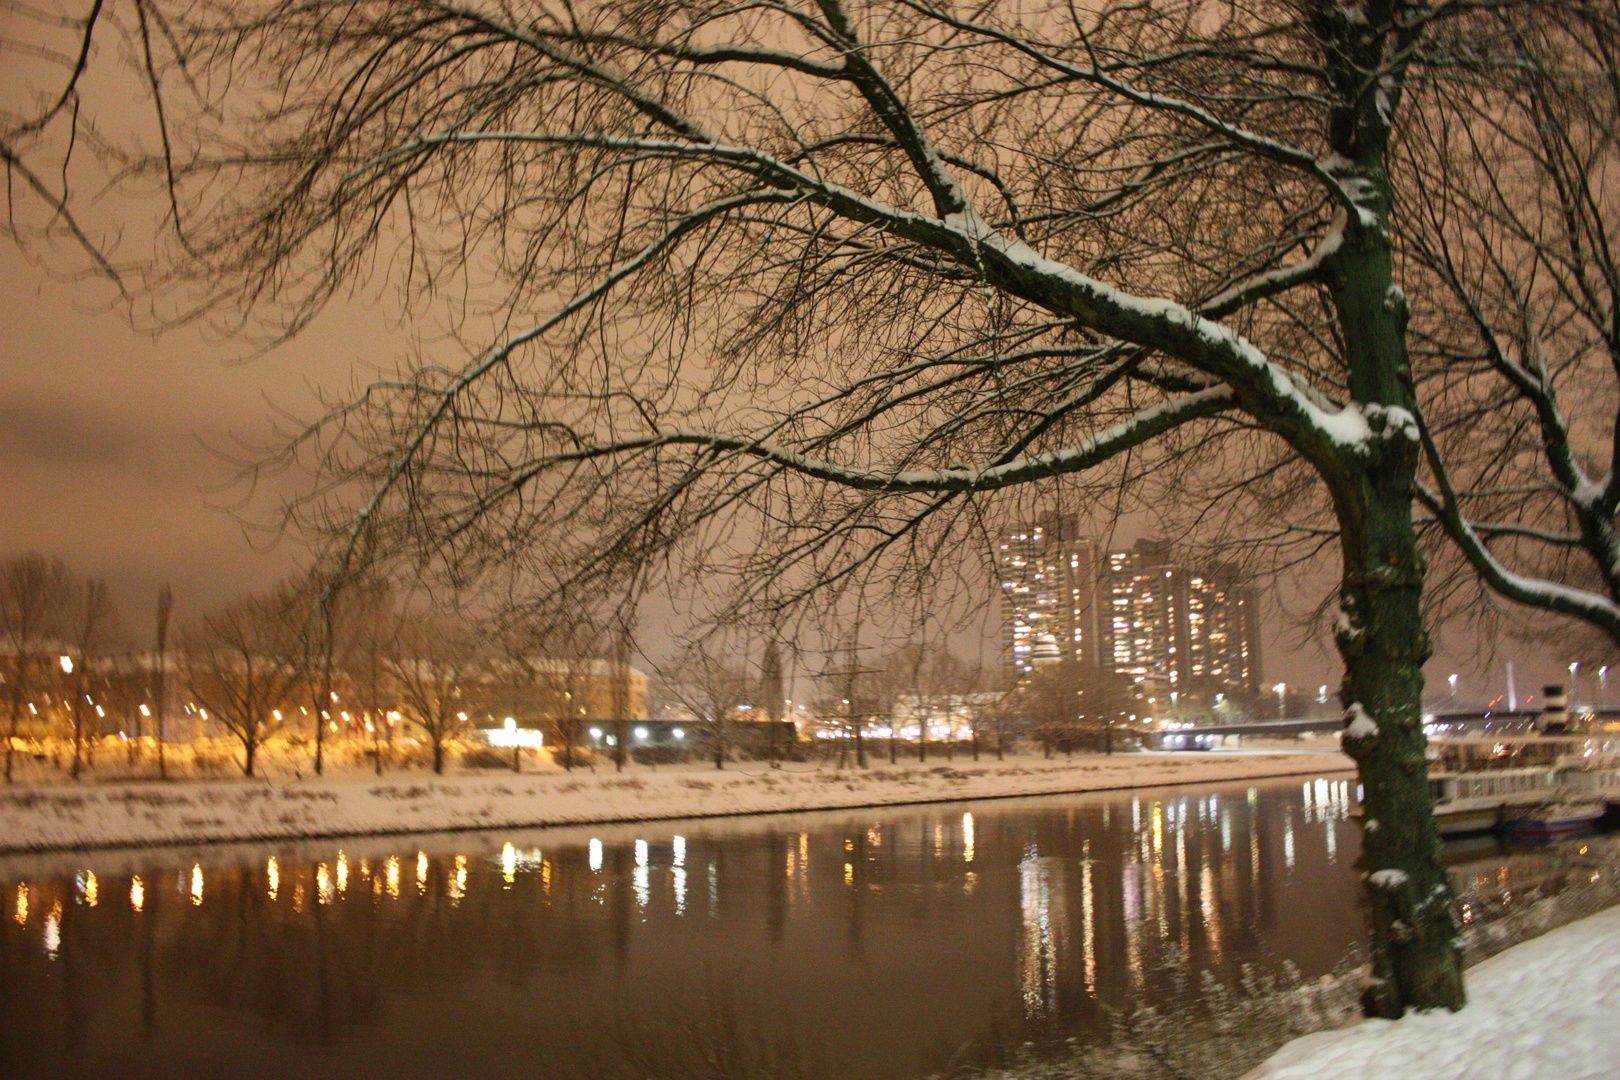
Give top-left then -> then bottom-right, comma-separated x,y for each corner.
997,514 -> 1102,675
1101,539 -> 1262,693
999,527 -> 1261,693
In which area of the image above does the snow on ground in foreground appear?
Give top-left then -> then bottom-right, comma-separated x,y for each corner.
1244,903 -> 1620,1080
0,745 -> 1347,852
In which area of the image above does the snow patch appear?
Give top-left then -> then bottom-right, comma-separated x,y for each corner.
1363,402 -> 1420,443
1368,868 -> 1410,889
1343,703 -> 1379,740
1308,400 -> 1376,449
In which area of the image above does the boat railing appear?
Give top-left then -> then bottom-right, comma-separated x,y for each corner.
1432,765 -> 1556,803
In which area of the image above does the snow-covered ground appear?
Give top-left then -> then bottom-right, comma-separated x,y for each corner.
0,742 -> 1348,852
1243,903 -> 1620,1080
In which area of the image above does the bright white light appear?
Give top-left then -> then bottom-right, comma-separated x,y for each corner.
634,726 -> 649,740
59,655 -> 72,673
672,727 -> 684,739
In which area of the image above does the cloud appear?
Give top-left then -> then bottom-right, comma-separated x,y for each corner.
0,392 -> 157,475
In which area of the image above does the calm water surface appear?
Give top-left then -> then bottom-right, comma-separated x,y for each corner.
1,774 -> 1365,1080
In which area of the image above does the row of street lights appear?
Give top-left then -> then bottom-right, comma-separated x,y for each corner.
1267,664 -> 1613,718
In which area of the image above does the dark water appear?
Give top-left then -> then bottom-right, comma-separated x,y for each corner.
0,774 -> 1366,1080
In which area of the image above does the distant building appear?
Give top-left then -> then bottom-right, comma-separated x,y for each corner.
996,513 -> 1102,675
480,657 -> 649,729
999,528 -> 1261,693
1101,540 -> 1261,693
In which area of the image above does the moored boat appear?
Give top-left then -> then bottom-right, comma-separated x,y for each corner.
1427,765 -> 1558,837
1417,734 -> 1620,838
1500,797 -> 1607,837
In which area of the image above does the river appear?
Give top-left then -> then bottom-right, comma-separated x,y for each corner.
1,774 -> 1368,1080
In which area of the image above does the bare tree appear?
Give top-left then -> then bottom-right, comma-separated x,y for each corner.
1394,6 -> 1620,653
1015,660 -> 1135,758
0,1 -> 125,284
59,0 -> 1579,1013
657,648 -> 751,769
757,638 -> 788,766
610,618 -> 634,772
66,577 -> 115,778
386,610 -> 483,774
153,584 -> 174,779
885,643 -> 979,762
1,554 -> 72,782
334,580 -> 399,774
505,602 -> 606,770
183,588 -> 306,777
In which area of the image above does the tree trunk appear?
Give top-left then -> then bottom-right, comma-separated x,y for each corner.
70,664 -> 86,779
1323,164 -> 1466,1015
243,734 -> 257,778
4,656 -> 26,783
154,585 -> 172,781
1335,483 -> 1463,1016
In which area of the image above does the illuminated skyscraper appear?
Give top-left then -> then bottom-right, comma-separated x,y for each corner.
1101,540 -> 1261,693
997,514 -> 1102,675
999,528 -> 1261,692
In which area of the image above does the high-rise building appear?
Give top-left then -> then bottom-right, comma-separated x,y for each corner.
997,514 -> 1101,675
999,529 -> 1260,693
1100,540 -> 1261,693
1103,539 -> 1188,684
1185,562 -> 1263,693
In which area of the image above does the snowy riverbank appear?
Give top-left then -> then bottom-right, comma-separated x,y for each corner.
1243,902 -> 1620,1080
0,744 -> 1348,852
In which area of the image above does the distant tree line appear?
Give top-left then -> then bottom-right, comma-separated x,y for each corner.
1,551 -> 648,780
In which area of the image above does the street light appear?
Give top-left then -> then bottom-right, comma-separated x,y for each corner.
1448,673 -> 1458,698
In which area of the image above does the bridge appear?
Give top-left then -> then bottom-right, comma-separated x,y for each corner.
1152,706 -> 1620,749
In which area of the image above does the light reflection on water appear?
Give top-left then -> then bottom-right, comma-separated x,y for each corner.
0,775 -> 1373,1080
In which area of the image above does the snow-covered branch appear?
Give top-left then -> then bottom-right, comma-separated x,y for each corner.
513,385 -> 1237,496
